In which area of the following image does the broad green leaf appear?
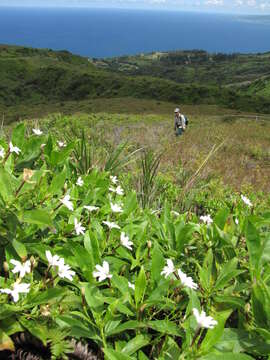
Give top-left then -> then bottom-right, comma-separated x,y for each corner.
214,259 -> 244,291
214,207 -> 230,230
84,284 -> 104,312
21,209 -> 53,227
0,167 -> 13,202
105,321 -> 145,337
11,123 -> 25,148
84,230 -> 101,268
245,220 -> 261,276
28,288 -> 66,307
151,242 -> 164,285
135,266 -> 147,306
251,283 -> 269,328
215,328 -> 270,355
49,166 -> 67,195
121,335 -> 149,356
200,353 -> 254,360
0,330 -> 15,351
12,239 -> 27,259
200,310 -> 232,353
56,315 -> 101,341
148,320 -> 182,336
103,348 -> 133,360
19,318 -> 48,345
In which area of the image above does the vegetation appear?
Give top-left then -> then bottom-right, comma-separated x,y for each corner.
2,45 -> 270,124
0,121 -> 270,360
0,43 -> 269,359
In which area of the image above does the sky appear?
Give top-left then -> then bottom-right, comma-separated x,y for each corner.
1,0 -> 270,13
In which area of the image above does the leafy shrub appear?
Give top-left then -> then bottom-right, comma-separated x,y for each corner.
0,123 -> 269,359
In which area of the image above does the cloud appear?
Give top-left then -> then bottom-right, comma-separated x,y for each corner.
205,0 -> 224,5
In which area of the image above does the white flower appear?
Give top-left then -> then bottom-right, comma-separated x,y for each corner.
110,175 -> 118,184
57,140 -> 66,148
74,218 -> 85,236
57,259 -> 75,281
45,252 -> 75,281
235,218 -> 239,225
109,186 -> 124,196
32,128 -> 43,136
161,259 -> 175,278
120,232 -> 133,250
60,194 -> 74,211
46,250 -> 61,267
200,215 -> 213,226
76,176 -> 84,187
115,186 -> 124,196
0,283 -> 30,302
241,195 -> 252,207
93,261 -> 112,282
0,148 -> 5,159
111,202 -> 123,213
10,259 -> 31,278
102,221 -> 120,230
9,142 -> 21,155
128,281 -> 135,290
177,269 -> 198,290
84,205 -> 99,212
193,308 -> 217,329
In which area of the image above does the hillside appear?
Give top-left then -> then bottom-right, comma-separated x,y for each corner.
1,45 -> 270,123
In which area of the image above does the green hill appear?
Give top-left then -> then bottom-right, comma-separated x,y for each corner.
1,44 -> 270,123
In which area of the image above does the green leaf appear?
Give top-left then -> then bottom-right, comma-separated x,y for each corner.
84,230 -> 101,269
19,318 -> 48,345
21,209 -> 53,227
214,207 -> 230,230
103,348 -> 133,360
28,288 -> 66,307
121,335 -> 149,356
148,320 -> 182,336
200,310 -> 232,353
200,353 -> 254,360
0,167 -> 13,202
151,242 -> 164,285
12,239 -> 27,259
215,259 -> 244,291
84,284 -> 105,312
245,220 -> 261,276
56,315 -> 101,341
135,266 -> 147,306
49,167 -> 67,195
0,330 -> 15,351
11,123 -> 25,148
105,321 -> 145,337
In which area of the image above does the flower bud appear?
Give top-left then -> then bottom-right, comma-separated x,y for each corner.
140,304 -> 147,313
3,261 -> 9,273
245,303 -> 251,313
23,168 -> 34,182
147,241 -> 152,249
30,256 -> 37,269
81,287 -> 85,297
40,305 -> 50,317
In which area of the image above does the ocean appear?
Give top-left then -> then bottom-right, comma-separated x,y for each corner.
0,6 -> 270,58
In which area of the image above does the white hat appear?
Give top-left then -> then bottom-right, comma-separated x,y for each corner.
174,108 -> 180,113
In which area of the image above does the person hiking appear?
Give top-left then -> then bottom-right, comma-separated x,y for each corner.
174,108 -> 186,136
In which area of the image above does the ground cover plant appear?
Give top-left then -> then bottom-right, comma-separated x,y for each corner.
0,122 -> 270,359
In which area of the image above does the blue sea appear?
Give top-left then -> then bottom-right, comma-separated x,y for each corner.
0,6 -> 270,58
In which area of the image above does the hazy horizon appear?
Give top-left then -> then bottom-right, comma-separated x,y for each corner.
0,0 -> 270,14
